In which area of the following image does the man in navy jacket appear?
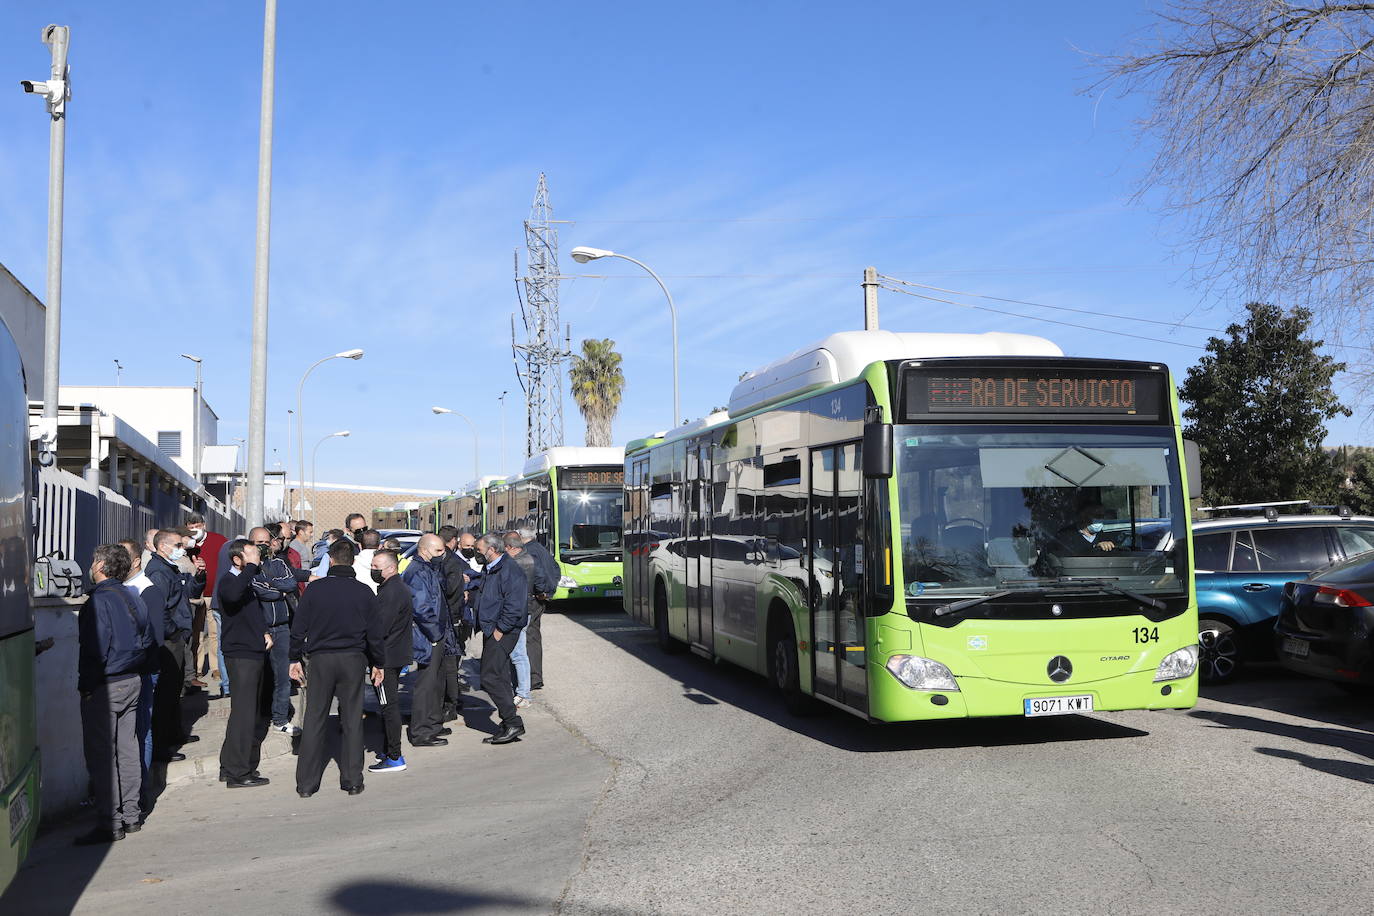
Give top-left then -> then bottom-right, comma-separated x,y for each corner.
402,534 -> 449,747
473,532 -> 530,745
76,544 -> 157,845
143,529 -> 196,762
215,540 -> 275,788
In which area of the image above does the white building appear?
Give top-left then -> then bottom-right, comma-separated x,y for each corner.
59,385 -> 221,480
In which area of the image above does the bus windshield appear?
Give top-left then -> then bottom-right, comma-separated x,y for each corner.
895,425 -> 1186,599
557,487 -> 624,559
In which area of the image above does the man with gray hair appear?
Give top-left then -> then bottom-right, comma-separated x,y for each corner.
473,532 -> 530,744
516,528 -> 559,691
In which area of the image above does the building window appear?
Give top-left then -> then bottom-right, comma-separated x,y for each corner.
157,431 -> 182,457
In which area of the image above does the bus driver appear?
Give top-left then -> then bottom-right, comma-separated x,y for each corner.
1048,502 -> 1119,556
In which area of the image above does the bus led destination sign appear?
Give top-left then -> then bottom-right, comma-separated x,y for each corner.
564,467 -> 623,487
904,366 -> 1165,422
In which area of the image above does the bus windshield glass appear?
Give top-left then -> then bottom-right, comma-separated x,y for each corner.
557,487 -> 624,559
895,425 -> 1186,599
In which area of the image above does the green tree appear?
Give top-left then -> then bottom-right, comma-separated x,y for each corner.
1341,447 -> 1374,515
1180,302 -> 1349,505
570,338 -> 625,448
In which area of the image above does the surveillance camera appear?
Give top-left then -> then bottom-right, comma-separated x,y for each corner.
19,80 -> 42,94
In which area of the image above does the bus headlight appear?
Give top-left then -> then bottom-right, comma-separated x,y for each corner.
1153,645 -> 1199,682
558,575 -> 577,589
885,655 -> 960,691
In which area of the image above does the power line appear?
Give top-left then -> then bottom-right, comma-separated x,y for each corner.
877,282 -> 1205,350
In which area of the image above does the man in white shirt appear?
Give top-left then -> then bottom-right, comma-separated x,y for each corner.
352,529 -> 381,594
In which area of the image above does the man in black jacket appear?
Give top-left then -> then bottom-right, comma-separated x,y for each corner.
368,548 -> 413,773
215,540 -> 275,788
437,525 -> 470,719
142,529 -> 198,762
473,532 -> 530,745
75,544 -> 157,845
289,539 -> 385,796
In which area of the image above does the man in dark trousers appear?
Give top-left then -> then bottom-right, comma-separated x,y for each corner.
142,529 -> 199,762
517,527 -> 559,690
246,526 -> 311,735
289,538 -> 385,797
437,525 -> 470,718
76,544 -> 157,845
215,540 -> 275,788
402,533 -> 449,748
474,532 -> 530,745
368,548 -> 413,773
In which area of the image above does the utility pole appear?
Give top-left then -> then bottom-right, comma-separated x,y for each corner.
246,0 -> 277,528
497,390 -> 508,475
513,173 -> 571,458
862,266 -> 880,331
20,24 -> 71,458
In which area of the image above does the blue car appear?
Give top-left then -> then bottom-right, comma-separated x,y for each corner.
1180,511 -> 1374,683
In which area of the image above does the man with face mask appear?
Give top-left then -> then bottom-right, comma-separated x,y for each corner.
75,544 -> 157,844
215,540 -> 275,788
142,529 -> 199,762
1049,501 -> 1119,557
473,532 -> 530,745
402,533 -> 450,747
435,526 -> 469,717
247,526 -> 312,735
369,549 -> 413,773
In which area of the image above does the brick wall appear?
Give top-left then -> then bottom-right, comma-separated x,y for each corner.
285,486 -> 445,532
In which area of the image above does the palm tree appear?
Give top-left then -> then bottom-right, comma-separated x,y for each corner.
570,338 -> 625,447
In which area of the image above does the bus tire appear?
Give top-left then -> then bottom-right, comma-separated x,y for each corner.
769,608 -> 817,717
654,580 -> 684,654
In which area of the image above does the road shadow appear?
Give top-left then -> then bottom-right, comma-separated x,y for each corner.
564,609 -> 1151,753
0,811 -> 112,915
1189,707 -> 1374,784
329,879 -> 641,915
1199,664 -> 1374,733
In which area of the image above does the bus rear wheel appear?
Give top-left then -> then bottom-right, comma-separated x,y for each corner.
770,615 -> 816,717
654,581 -> 684,654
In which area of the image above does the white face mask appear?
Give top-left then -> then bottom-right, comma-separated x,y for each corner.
169,546 -> 186,562
194,528 -> 207,544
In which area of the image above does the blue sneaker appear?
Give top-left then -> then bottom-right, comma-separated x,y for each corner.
367,756 -> 406,773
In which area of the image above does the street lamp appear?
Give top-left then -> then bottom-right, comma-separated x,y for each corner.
432,407 -> 480,484
181,354 -> 203,485
310,430 -> 350,524
296,348 -> 363,517
569,246 -> 679,428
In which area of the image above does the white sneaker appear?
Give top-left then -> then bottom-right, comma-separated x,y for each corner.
273,723 -> 301,736
514,696 -> 531,709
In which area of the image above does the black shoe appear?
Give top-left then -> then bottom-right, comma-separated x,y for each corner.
342,784 -> 365,795
437,727 -> 453,737
297,788 -> 316,798
74,826 -> 124,846
531,683 -> 545,690
441,705 -> 458,722
409,737 -> 449,748
226,775 -> 270,788
154,752 -> 186,763
219,769 -> 260,782
179,735 -> 201,744
123,822 -> 142,834
483,724 -> 526,745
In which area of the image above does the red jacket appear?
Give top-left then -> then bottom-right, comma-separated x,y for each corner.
195,531 -> 228,596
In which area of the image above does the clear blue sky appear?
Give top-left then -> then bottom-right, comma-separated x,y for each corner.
0,2 -> 1364,491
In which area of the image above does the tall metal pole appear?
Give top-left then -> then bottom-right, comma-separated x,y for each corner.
193,359 -> 202,483
246,0 -> 278,528
37,25 -> 69,422
498,391 -> 508,475
862,266 -> 880,330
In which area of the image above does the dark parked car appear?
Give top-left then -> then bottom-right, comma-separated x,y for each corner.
1178,512 -> 1374,683
1274,552 -> 1374,689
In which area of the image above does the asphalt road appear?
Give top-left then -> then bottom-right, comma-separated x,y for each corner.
8,606 -> 1374,914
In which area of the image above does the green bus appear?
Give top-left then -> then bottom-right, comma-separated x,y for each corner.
623,330 -> 1199,721
488,448 -> 625,601
433,476 -> 507,535
0,316 -> 37,892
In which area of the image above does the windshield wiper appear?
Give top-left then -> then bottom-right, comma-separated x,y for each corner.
933,588 -> 1030,618
1048,578 -> 1167,612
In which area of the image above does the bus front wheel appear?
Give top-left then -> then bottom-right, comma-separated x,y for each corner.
654,582 -> 684,655
769,613 -> 816,717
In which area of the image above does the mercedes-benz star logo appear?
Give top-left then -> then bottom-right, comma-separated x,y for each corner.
1047,656 -> 1073,683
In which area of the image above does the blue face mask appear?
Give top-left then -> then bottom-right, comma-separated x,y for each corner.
1086,522 -> 1104,535
169,547 -> 186,562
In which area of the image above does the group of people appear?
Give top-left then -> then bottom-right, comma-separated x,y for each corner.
75,511 -> 558,846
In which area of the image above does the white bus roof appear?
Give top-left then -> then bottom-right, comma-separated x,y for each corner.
728,330 -> 1062,417
519,446 -> 625,478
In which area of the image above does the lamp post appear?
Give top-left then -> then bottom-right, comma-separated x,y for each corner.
310,430 -> 350,524
568,246 -> 679,428
296,348 -> 363,517
497,390 -> 508,474
181,354 -> 203,485
431,407 -> 480,484
246,0 -> 278,528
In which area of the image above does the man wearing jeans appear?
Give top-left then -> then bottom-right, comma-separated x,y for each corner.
247,527 -> 310,736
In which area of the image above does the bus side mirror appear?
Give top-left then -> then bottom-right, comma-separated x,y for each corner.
863,423 -> 893,478
1182,438 -> 1202,499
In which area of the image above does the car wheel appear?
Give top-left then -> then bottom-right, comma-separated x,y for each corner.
1198,617 -> 1241,684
